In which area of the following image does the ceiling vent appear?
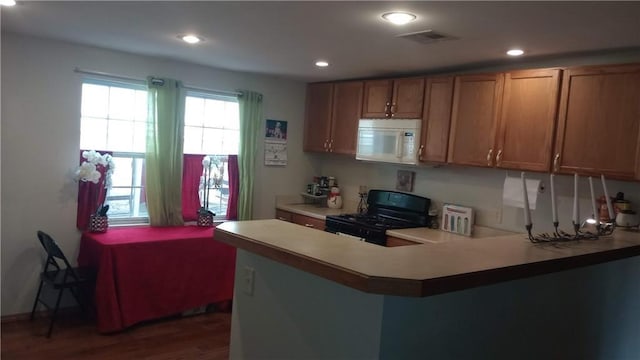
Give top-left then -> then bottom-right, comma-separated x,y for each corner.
397,30 -> 458,44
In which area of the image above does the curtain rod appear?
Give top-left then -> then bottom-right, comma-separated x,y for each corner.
73,67 -> 243,97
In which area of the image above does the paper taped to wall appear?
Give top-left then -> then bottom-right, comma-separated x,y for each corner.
503,176 -> 540,210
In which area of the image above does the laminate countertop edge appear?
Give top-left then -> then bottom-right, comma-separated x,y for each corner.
214,221 -> 640,297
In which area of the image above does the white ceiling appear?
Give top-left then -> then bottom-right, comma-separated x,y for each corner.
3,1 -> 640,82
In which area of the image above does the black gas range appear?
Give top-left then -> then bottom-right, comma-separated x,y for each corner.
325,190 -> 431,246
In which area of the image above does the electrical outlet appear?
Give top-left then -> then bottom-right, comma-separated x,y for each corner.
243,266 -> 255,296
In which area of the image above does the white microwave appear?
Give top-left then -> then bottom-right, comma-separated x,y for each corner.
356,119 -> 421,165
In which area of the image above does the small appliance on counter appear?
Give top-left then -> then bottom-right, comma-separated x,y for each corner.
325,190 -> 431,246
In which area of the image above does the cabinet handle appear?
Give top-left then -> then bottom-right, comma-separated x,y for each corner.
390,103 -> 397,116
277,217 -> 288,221
418,145 -> 424,161
496,149 -> 503,166
329,139 -> 333,152
553,153 -> 560,172
385,102 -> 391,117
304,223 -> 315,228
323,140 -> 328,150
486,148 -> 494,166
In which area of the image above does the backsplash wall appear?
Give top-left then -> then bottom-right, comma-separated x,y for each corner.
317,155 -> 639,234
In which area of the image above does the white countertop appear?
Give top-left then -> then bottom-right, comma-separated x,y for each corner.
215,219 -> 640,297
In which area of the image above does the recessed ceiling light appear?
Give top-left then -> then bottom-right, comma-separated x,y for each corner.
507,49 -> 525,56
180,34 -> 203,44
0,0 -> 16,6
315,61 -> 329,67
382,12 -> 417,25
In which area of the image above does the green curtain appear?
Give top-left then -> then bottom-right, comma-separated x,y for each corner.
145,77 -> 185,226
237,91 -> 263,220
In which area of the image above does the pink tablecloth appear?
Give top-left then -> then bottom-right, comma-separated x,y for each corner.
78,226 -> 236,333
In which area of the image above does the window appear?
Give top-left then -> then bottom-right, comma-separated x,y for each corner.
184,91 -> 239,218
80,79 -> 149,223
80,78 -> 240,223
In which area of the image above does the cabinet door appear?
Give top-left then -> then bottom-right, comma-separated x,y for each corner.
554,64 -> 640,180
392,77 -> 425,118
275,209 -> 293,222
496,69 -> 561,172
304,83 -> 333,152
420,76 -> 454,163
448,73 -> 504,167
362,79 -> 393,118
330,81 -> 364,155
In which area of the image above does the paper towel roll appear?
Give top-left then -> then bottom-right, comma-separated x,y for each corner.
503,176 -> 540,210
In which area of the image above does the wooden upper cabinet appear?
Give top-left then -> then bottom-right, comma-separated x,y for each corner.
419,76 -> 454,163
496,69 -> 561,172
303,81 -> 363,155
304,83 -> 333,152
392,78 -> 425,118
448,73 -> 504,167
553,63 -> 640,180
362,78 -> 425,118
330,81 -> 364,155
362,80 -> 393,118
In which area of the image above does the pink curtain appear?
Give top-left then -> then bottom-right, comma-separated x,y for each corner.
182,154 -> 204,221
77,150 -> 112,231
226,155 -> 239,220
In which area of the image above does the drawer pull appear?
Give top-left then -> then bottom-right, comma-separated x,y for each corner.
553,153 -> 560,172
496,149 -> 503,166
277,217 -> 288,221
304,224 -> 315,228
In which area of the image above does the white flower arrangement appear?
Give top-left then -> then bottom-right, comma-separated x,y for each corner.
76,150 -> 115,216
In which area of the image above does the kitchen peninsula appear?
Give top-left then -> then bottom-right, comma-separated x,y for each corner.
215,220 -> 640,359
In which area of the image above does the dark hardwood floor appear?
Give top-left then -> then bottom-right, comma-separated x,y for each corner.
1,310 -> 231,359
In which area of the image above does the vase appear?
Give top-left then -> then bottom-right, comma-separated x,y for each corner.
89,214 -> 108,233
197,213 -> 214,227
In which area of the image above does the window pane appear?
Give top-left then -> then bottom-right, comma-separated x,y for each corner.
81,84 -> 109,118
222,129 -> 240,154
109,87 -> 136,120
185,97 -> 205,126
80,117 -> 108,150
202,128 -> 224,154
134,90 -> 148,122
184,126 -> 204,154
133,122 -> 147,152
204,99 -> 225,128
110,157 -> 133,187
107,120 -> 135,151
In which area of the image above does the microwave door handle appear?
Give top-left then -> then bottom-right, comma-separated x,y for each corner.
395,131 -> 403,158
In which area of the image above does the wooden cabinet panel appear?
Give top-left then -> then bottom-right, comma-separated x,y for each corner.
303,83 -> 333,152
275,209 -> 293,222
392,77 -> 425,118
496,69 -> 561,172
554,63 -> 640,180
330,81 -> 364,155
386,236 -> 420,247
291,214 -> 326,230
362,80 -> 393,118
420,76 -> 454,163
362,78 -> 424,118
448,73 -> 504,167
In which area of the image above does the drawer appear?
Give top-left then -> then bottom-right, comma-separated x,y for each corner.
386,236 -> 421,247
275,209 -> 293,222
291,213 -> 325,230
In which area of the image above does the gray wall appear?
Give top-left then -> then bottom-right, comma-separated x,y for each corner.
1,32 -> 313,316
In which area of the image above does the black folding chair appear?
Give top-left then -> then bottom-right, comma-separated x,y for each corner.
30,231 -> 95,337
